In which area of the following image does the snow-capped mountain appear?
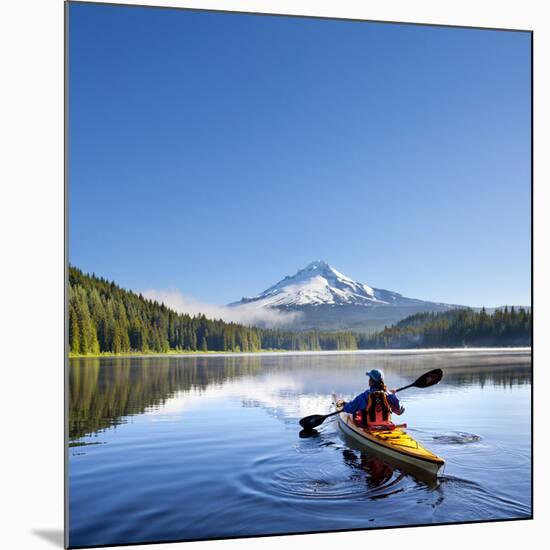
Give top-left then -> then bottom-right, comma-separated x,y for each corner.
237,261 -> 382,307
230,261 -> 463,331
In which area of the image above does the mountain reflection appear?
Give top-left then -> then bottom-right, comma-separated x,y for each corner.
69,352 -> 531,441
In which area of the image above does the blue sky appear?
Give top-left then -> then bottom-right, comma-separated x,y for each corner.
69,3 -> 531,307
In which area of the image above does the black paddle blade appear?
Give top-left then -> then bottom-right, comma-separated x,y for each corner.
413,368 -> 443,388
299,414 -> 327,430
299,428 -> 320,438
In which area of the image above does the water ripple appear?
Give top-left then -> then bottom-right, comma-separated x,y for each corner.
432,432 -> 481,444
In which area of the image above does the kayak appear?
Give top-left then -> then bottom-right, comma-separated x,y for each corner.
332,394 -> 445,477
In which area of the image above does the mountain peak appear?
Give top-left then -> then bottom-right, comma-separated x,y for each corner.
228,261 -> 463,331
304,260 -> 330,270
233,261 -> 382,308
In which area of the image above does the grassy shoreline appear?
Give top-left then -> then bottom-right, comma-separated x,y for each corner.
68,349 -> 291,358
68,346 -> 532,359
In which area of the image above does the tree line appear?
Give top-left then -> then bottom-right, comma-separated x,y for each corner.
69,267 -> 531,355
359,307 -> 532,349
68,267 -> 357,355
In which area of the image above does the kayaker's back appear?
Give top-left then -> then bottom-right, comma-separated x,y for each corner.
339,387 -> 403,429
355,389 -> 394,429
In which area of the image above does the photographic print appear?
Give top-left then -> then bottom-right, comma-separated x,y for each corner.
66,2 -> 532,548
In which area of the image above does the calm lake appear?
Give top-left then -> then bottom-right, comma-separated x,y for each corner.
68,350 -> 532,548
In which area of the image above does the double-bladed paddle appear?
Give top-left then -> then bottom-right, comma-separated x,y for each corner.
298,368 -> 443,431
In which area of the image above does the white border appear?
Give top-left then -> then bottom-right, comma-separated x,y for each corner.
2,1 -> 548,549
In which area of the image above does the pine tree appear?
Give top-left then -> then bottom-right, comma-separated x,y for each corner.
69,302 -> 80,354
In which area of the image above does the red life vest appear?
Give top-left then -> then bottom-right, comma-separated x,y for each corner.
354,390 -> 393,428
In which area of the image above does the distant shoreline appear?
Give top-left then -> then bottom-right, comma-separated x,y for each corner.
68,347 -> 531,360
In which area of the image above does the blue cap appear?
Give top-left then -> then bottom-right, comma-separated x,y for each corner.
366,369 -> 384,383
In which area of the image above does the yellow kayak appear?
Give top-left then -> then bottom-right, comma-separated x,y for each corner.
333,395 -> 445,477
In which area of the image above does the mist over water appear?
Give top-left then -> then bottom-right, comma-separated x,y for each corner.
69,350 -> 531,548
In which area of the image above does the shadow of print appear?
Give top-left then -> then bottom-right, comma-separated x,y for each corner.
32,529 -> 64,548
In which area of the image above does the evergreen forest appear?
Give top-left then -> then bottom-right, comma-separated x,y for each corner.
69,267 -> 531,356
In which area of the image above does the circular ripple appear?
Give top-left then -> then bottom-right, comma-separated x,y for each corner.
242,444 -> 414,501
271,464 -> 371,500
433,432 -> 482,444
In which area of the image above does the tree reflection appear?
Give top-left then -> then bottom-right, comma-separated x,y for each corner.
69,353 -> 531,441
69,356 -> 263,440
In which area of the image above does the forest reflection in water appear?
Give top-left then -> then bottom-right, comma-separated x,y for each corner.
69,351 -> 531,441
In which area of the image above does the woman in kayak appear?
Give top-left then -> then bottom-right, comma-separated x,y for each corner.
337,369 -> 405,429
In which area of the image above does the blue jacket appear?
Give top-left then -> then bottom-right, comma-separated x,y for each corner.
343,389 -> 401,415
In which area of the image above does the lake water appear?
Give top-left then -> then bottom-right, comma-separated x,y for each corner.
68,350 -> 532,548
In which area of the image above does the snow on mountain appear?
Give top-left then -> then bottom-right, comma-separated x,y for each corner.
231,260 -> 449,309
235,261 -> 379,307
229,261 -> 460,331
